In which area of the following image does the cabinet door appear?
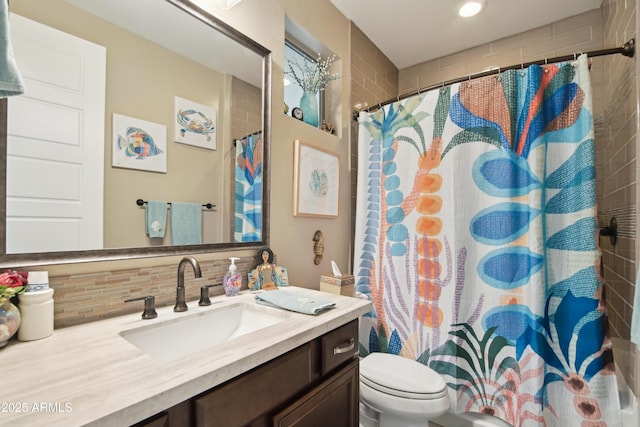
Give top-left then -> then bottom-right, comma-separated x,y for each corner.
272,358 -> 359,427
194,342 -> 315,426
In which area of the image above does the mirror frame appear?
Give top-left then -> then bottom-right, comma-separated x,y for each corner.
0,0 -> 271,267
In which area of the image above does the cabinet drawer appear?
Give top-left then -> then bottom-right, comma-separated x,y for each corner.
321,319 -> 358,375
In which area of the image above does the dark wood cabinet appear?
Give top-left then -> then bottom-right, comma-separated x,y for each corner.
272,358 -> 359,427
132,320 -> 359,427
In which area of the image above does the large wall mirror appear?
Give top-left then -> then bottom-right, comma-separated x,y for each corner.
0,0 -> 271,267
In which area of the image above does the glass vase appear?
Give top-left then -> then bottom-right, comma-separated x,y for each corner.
300,89 -> 319,127
0,299 -> 20,347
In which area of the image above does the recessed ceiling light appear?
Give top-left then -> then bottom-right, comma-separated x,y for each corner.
458,0 -> 487,18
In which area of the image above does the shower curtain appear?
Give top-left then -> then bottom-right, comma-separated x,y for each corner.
233,133 -> 262,242
354,55 -> 621,426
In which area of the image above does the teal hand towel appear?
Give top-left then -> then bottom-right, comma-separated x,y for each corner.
146,201 -> 167,238
170,202 -> 202,245
254,290 -> 335,315
0,7 -> 25,97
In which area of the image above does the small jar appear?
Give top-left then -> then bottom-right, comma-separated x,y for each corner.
17,288 -> 54,341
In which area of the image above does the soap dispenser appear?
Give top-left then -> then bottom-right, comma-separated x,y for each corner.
223,257 -> 242,296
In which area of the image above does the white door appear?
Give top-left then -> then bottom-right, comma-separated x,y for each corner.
7,13 -> 106,253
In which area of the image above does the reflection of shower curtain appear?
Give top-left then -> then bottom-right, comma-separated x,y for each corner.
233,133 -> 262,242
354,55 -> 621,426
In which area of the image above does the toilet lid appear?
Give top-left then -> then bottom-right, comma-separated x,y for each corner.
360,352 -> 447,399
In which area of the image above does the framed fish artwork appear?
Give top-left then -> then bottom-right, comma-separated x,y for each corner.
293,140 -> 339,218
112,114 -> 167,173
174,96 -> 217,150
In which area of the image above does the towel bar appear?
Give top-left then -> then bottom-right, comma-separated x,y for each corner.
136,198 -> 215,209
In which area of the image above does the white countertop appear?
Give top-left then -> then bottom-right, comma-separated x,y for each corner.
0,286 -> 372,426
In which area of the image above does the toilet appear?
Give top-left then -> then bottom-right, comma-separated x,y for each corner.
359,352 -> 512,427
359,352 -> 449,427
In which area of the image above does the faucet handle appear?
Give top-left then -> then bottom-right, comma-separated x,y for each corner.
198,284 -> 218,306
125,295 -> 158,319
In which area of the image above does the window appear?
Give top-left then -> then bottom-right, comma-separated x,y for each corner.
284,39 -> 325,128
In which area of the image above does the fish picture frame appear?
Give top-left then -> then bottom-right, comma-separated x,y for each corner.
174,96 -> 217,150
293,140 -> 339,218
112,113 -> 167,173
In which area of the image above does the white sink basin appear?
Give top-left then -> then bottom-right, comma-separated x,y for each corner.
119,302 -> 288,362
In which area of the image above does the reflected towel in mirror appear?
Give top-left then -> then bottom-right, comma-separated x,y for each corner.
171,202 -> 202,245
145,201 -> 168,238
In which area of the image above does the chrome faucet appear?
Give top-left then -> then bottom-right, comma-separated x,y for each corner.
174,256 -> 202,312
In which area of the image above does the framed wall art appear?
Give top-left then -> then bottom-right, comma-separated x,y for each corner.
293,140 -> 339,218
174,96 -> 217,150
112,113 -> 167,173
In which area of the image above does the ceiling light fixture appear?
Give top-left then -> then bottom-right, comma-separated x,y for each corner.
457,0 -> 487,18
213,0 -> 243,9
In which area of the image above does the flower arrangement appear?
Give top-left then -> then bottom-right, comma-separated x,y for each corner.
0,270 -> 27,304
285,53 -> 340,94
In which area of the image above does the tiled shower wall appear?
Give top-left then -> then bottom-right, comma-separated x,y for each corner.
349,23 -> 399,268
601,0 -> 639,397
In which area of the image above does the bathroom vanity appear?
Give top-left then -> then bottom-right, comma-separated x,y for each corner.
136,319 -> 360,426
0,287 -> 371,426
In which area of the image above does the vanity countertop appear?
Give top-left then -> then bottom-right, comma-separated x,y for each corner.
0,286 -> 372,426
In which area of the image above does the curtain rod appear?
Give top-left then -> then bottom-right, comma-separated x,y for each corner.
357,38 -> 635,116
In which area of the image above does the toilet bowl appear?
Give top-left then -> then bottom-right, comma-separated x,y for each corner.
359,352 -> 513,427
359,352 -> 449,427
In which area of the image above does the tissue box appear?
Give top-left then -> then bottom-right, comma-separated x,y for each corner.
319,274 -> 354,296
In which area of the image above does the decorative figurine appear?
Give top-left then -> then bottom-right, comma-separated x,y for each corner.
313,230 -> 324,265
292,107 -> 303,121
248,247 -> 288,290
321,120 -> 335,134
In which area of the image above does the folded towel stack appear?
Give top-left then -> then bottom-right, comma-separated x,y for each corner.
254,290 -> 335,315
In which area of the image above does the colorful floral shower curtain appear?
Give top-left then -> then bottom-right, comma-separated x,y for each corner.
233,133 -> 262,242
354,55 -> 621,426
